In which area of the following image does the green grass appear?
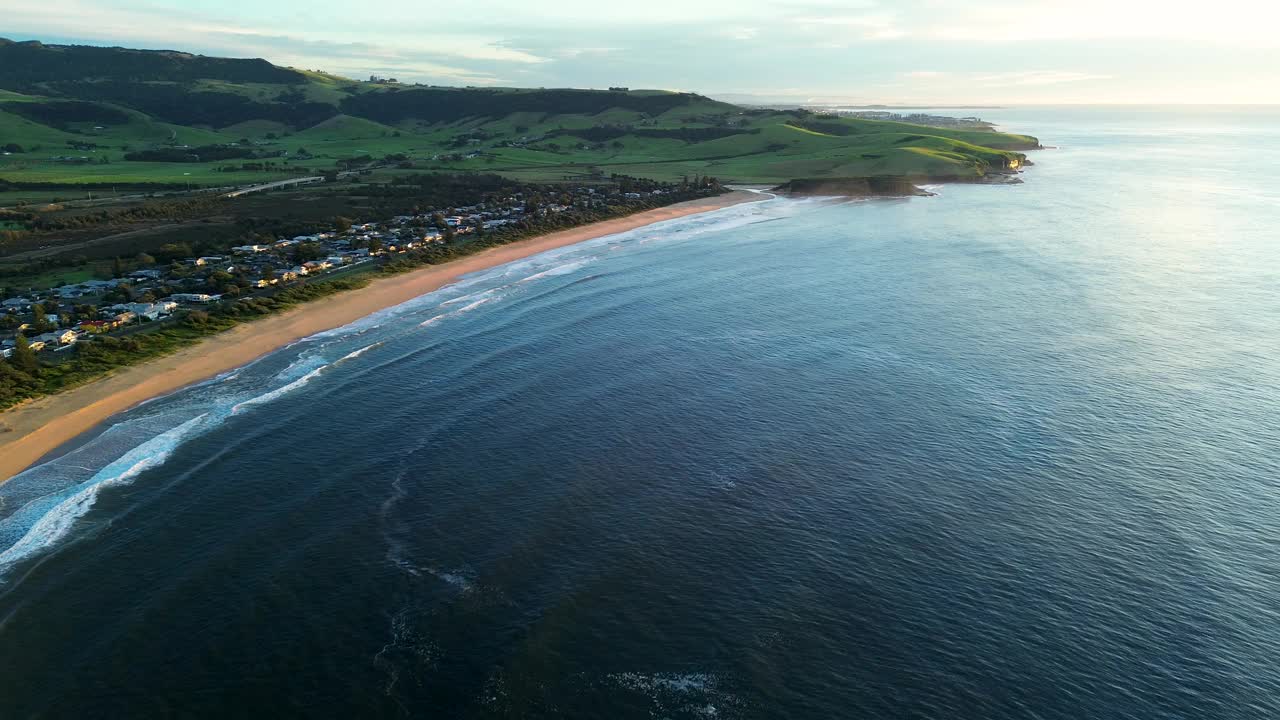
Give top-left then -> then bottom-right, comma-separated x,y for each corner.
0,265 -> 100,289
0,75 -> 1038,189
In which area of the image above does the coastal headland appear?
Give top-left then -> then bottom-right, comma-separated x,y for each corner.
0,191 -> 765,482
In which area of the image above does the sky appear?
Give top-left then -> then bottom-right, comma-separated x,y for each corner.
5,0 -> 1278,104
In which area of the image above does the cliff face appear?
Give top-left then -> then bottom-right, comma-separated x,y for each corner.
773,177 -> 930,198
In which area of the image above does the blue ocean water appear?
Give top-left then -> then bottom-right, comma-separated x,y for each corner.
1,107 -> 1279,718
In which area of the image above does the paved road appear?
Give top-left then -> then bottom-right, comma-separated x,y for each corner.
224,176 -> 325,198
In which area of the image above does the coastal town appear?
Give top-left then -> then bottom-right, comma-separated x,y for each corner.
0,180 -> 701,363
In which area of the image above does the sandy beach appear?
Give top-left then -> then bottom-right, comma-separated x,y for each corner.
0,190 -> 764,483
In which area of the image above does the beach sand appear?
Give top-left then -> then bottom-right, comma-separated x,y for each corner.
0,191 -> 765,483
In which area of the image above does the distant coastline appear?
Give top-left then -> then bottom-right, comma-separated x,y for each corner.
0,191 -> 766,482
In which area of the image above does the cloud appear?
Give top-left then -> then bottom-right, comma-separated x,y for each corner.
896,70 -> 1105,87
971,71 -> 1112,87
786,8 -> 905,41
2,0 -> 547,84
722,27 -> 760,41
2,0 -> 1273,103
922,0 -> 1278,45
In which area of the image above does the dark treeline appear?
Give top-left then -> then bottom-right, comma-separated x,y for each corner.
1,100 -> 131,129
552,126 -> 759,143
44,82 -> 338,129
0,179 -> 188,191
783,118 -> 871,137
124,145 -> 281,162
25,196 -> 224,233
339,88 -> 706,124
0,38 -> 306,88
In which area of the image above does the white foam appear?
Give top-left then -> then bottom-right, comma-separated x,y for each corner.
0,414 -> 208,572
338,342 -> 382,362
440,286 -> 504,307
231,365 -> 327,414
426,567 -> 474,592
517,258 -> 594,283
419,295 -> 501,328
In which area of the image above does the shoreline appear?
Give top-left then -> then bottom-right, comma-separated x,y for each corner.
0,190 -> 766,483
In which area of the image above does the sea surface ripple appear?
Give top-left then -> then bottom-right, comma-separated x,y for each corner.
1,107 -> 1279,718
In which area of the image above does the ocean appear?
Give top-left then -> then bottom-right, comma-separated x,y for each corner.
2,106 -> 1279,718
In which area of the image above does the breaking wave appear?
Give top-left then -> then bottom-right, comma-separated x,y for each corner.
0,414 -> 209,574
0,196 -> 784,576
230,365 -> 327,415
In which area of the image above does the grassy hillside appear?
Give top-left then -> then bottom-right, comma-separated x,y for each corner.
0,38 -> 1039,194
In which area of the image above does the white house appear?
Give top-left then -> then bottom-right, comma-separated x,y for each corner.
123,302 -> 177,320
169,293 -> 220,304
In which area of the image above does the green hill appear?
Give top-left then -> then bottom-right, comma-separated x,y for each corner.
0,38 -> 1039,190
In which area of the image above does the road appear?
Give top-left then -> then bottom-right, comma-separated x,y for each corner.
223,176 -> 324,198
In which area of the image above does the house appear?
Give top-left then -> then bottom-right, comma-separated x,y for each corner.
129,269 -> 164,280
274,269 -> 299,282
79,320 -> 114,333
169,293 -> 219,304
56,329 -> 80,345
252,277 -> 277,288
232,244 -> 269,254
112,311 -> 137,325
123,302 -> 176,321
2,298 -> 31,310
193,256 -> 224,267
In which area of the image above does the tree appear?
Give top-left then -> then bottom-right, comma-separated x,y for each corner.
136,252 -> 156,266
292,243 -> 324,263
31,305 -> 52,332
335,216 -> 353,232
10,335 -> 38,376
111,256 -> 125,278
